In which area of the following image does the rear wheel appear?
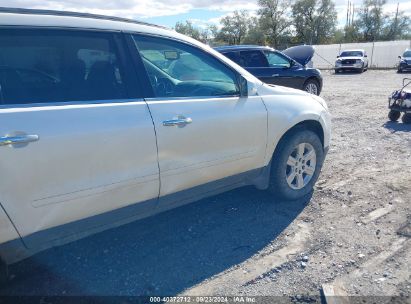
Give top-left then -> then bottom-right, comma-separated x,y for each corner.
268,129 -> 324,200
402,113 -> 411,124
303,79 -> 320,95
388,110 -> 401,122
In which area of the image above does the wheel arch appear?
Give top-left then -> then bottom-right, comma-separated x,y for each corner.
255,119 -> 325,191
272,119 -> 324,161
303,76 -> 322,94
303,76 -> 320,86
279,119 -> 324,148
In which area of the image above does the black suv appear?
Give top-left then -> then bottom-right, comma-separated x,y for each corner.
215,45 -> 323,95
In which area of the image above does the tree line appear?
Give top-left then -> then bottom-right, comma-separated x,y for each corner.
174,0 -> 411,48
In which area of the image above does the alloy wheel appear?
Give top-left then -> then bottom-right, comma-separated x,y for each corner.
305,82 -> 318,95
285,142 -> 317,190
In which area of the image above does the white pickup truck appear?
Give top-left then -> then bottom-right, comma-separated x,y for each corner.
0,8 -> 331,274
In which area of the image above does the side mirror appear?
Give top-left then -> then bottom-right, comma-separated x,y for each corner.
239,75 -> 248,97
239,75 -> 258,97
336,55 -> 340,58
398,55 -> 402,59
364,54 -> 367,57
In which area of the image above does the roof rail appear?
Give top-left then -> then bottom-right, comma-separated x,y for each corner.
214,45 -> 270,49
0,7 -> 166,29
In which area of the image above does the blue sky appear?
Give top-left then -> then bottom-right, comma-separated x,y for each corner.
1,0 -> 410,30
144,9 -> 223,28
143,1 -> 411,29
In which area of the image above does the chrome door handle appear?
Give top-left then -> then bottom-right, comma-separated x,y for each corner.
163,117 -> 192,127
272,74 -> 280,77
0,134 -> 39,146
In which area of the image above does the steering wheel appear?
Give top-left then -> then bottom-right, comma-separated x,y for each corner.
148,74 -> 158,88
158,78 -> 176,96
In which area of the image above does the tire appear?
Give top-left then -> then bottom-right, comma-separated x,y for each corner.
402,113 -> 411,124
388,110 -> 401,122
335,69 -> 340,74
303,79 -> 320,95
268,129 -> 324,200
397,68 -> 402,73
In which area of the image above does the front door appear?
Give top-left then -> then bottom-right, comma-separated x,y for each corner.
131,34 -> 267,202
260,50 -> 303,89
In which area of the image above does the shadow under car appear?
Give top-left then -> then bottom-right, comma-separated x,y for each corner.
0,187 -> 310,296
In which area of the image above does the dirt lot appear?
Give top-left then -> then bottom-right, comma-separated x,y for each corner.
180,70 -> 411,299
1,70 -> 410,300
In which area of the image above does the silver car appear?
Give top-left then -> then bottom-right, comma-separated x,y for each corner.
0,8 -> 331,274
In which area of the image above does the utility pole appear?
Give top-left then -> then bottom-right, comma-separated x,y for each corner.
351,4 -> 355,26
346,0 -> 350,27
393,2 -> 399,39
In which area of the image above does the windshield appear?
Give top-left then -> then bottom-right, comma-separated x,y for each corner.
340,51 -> 363,57
403,51 -> 411,57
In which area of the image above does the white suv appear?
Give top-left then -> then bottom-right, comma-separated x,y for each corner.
335,49 -> 369,73
0,8 -> 331,270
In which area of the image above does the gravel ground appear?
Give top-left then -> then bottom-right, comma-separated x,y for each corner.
1,70 -> 410,299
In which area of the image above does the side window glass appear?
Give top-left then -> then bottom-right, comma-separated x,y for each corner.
132,35 -> 239,98
0,30 -> 128,105
264,51 -> 291,68
223,52 -> 240,65
239,51 -> 268,68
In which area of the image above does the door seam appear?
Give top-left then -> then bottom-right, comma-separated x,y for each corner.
0,202 -> 27,248
144,100 -> 162,199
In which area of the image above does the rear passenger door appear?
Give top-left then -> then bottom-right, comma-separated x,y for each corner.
238,50 -> 272,83
239,50 -> 300,89
0,29 -> 159,247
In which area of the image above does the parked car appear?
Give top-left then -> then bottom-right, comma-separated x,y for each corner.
0,8 -> 331,274
215,45 -> 323,95
335,49 -> 368,73
398,49 -> 411,73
